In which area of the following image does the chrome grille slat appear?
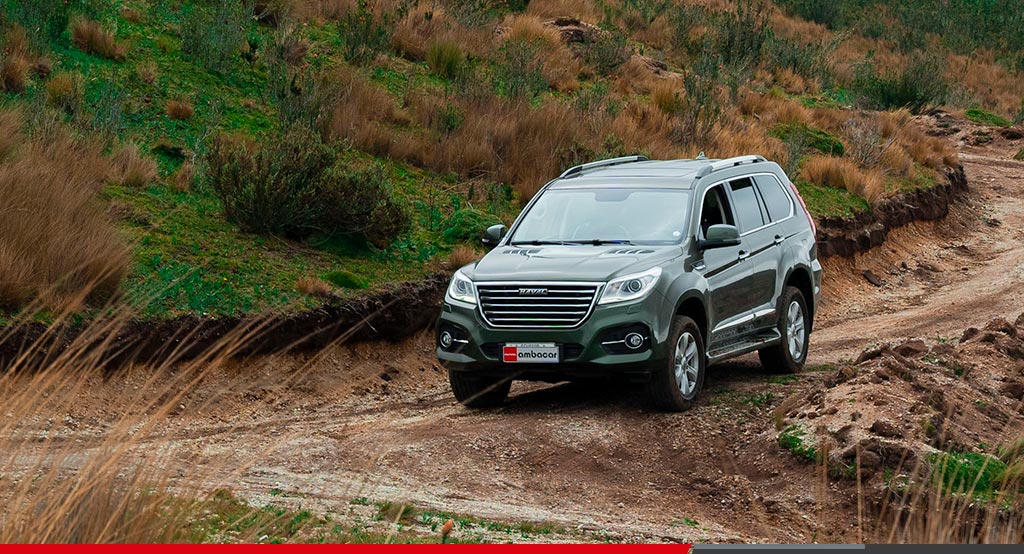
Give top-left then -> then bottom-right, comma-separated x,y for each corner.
476,282 -> 600,328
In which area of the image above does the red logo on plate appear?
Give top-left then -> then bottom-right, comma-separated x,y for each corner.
503,345 -> 518,362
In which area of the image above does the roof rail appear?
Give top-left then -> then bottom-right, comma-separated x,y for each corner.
694,155 -> 766,178
559,155 -> 649,179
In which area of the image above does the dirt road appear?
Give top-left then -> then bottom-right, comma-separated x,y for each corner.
11,119 -> 1024,543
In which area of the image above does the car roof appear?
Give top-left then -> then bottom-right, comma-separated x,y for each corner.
547,159 -> 769,190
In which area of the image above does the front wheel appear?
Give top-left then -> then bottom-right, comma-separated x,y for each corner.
646,315 -> 706,412
448,370 -> 511,408
758,286 -> 809,373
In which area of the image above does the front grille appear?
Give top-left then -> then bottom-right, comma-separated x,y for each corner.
476,283 -> 600,328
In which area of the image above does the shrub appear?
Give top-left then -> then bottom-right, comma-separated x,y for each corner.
965,108 -> 1011,128
2,0 -> 71,49
205,126 -> 410,246
180,2 -> 249,74
441,207 -> 502,244
765,34 -> 834,85
110,142 -> 158,188
772,123 -> 844,156
799,155 -> 885,202
336,0 -> 404,65
677,51 -> 722,146
323,269 -> 369,289
426,40 -> 464,79
775,0 -> 845,28
852,52 -> 949,114
46,72 -> 83,114
70,18 -> 126,61
710,0 -> 771,67
494,38 -> 548,99
583,28 -> 630,76
0,111 -> 128,310
165,99 -> 194,121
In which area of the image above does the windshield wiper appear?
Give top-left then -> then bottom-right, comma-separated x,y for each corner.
508,240 -> 583,246
578,239 -> 633,245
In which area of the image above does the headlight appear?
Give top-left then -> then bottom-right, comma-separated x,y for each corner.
598,267 -> 662,305
446,269 -> 477,305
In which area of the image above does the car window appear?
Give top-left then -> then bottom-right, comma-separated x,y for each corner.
729,178 -> 766,233
699,185 -> 735,237
755,174 -> 793,222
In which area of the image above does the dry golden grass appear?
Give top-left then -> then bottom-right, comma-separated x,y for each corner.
0,54 -> 29,93
296,276 -> 334,297
800,155 -> 886,202
121,6 -> 144,23
526,0 -> 602,22
45,72 -> 83,114
0,111 -> 128,310
503,15 -> 581,92
0,108 -> 20,160
111,142 -> 159,188
171,162 -> 195,193
70,18 -> 127,61
444,245 -> 484,271
166,98 -> 195,121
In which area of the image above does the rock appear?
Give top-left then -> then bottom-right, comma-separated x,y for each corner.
960,327 -> 981,343
859,450 -> 882,469
894,339 -> 928,358
999,380 -> 1024,400
862,269 -> 884,287
870,419 -> 903,438
999,127 -> 1024,140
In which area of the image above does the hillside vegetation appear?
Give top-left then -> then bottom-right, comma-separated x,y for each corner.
0,0 -> 1018,318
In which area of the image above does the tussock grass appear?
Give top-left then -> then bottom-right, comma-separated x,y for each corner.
800,155 -> 886,202
70,19 -> 127,61
111,142 -> 159,188
165,98 -> 195,121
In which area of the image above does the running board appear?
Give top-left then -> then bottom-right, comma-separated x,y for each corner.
707,329 -> 782,364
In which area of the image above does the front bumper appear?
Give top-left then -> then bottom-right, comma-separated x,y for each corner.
436,292 -> 671,381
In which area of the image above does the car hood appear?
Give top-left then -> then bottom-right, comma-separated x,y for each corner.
465,245 -> 683,282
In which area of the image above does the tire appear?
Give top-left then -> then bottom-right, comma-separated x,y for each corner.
448,370 -> 512,408
646,315 -> 706,412
758,286 -> 809,374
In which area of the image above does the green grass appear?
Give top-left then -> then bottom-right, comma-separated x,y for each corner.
965,108 -> 1012,128
795,180 -> 871,218
778,424 -> 820,463
771,122 -> 845,156
927,452 -> 1009,498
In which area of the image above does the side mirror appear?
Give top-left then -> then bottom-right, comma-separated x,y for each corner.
482,224 -> 508,248
698,224 -> 741,250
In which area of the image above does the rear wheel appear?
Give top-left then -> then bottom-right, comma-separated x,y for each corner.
646,315 -> 706,412
758,286 -> 809,373
448,370 -> 512,408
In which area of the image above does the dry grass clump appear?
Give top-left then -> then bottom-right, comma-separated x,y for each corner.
296,276 -> 334,297
0,26 -> 32,93
137,60 -> 158,84
121,6 -> 144,23
166,98 -> 195,120
46,72 -> 84,114
504,15 -> 582,92
0,111 -> 128,310
325,65 -> 408,147
171,162 -> 195,193
444,245 -> 483,271
526,0 -> 602,22
800,155 -> 885,202
70,18 -> 127,61
111,142 -> 159,188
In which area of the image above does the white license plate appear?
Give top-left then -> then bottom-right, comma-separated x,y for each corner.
502,343 -> 559,364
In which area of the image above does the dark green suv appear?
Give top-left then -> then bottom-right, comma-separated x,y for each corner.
437,155 -> 822,411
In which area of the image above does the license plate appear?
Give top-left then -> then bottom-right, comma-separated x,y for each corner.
502,343 -> 559,364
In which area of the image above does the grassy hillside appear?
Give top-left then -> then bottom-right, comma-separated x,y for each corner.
1,0 -> 1017,319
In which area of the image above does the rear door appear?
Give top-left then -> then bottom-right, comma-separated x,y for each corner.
726,176 -> 777,329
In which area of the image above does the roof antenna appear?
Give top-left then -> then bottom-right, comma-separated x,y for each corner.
696,151 -> 707,160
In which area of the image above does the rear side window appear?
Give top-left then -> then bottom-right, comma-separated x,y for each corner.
755,175 -> 794,222
728,178 -> 765,233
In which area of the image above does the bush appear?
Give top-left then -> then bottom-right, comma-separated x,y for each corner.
426,40 -> 464,79
70,18 -> 126,61
180,2 -> 249,74
710,0 -> 771,67
336,0 -> 404,65
765,34 -> 834,85
441,207 -> 502,244
205,126 -> 410,247
677,50 -> 722,146
852,52 -> 949,114
323,269 -> 369,289
775,0 -> 845,28
2,0 -> 70,49
494,38 -> 548,99
583,28 -> 630,76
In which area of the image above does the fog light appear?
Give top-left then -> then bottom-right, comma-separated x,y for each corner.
439,330 -> 454,349
625,332 -> 645,350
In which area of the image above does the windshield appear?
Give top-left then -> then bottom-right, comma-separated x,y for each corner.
509,188 -> 690,245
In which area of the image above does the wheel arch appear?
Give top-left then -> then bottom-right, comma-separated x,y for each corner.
674,294 -> 709,344
784,266 -> 815,330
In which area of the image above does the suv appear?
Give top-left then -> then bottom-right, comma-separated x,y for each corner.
436,155 -> 822,411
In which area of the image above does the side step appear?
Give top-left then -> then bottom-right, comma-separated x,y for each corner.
707,329 -> 781,364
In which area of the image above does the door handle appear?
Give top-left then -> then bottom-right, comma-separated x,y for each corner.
774,234 -> 784,245
738,250 -> 749,261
